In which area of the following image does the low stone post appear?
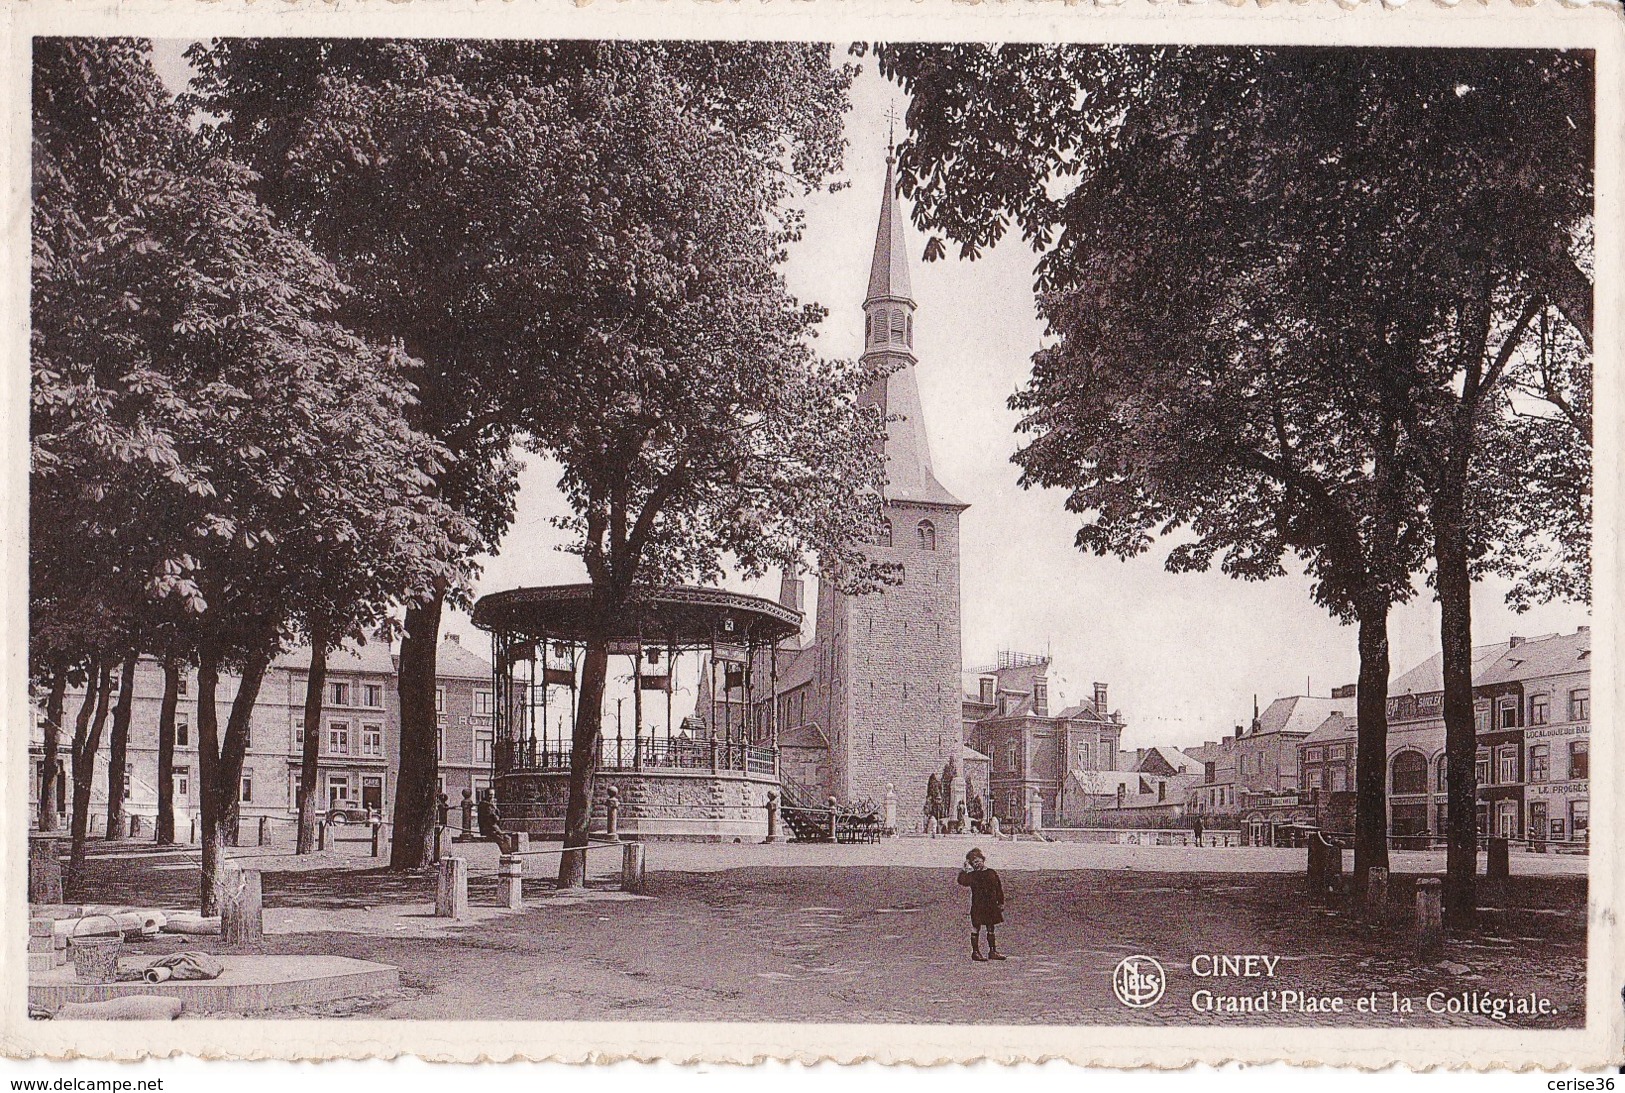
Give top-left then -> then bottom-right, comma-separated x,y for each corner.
370,822 -> 384,858
1415,877 -> 1444,961
129,814 -> 143,839
220,868 -> 264,946
1366,865 -> 1389,910
316,820 -> 327,852
189,817 -> 198,845
27,836 -> 65,905
257,816 -> 268,847
435,856 -> 469,919
498,854 -> 524,910
764,792 -> 781,844
432,825 -> 447,864
1486,836 -> 1510,883
90,814 -> 103,838
621,841 -> 647,894
1305,835 -> 1324,897
460,790 -> 474,838
605,786 -> 621,843
882,783 -> 898,837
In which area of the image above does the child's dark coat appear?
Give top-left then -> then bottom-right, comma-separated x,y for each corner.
957,866 -> 1005,927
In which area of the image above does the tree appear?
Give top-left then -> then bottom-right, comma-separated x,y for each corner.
32,37 -> 456,909
876,44 -> 1592,913
183,41 -> 871,876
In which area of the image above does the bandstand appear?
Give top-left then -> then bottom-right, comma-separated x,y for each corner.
469,584 -> 801,842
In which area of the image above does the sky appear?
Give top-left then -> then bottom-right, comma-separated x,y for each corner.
148,43 -> 1591,752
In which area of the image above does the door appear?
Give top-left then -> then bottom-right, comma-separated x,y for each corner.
361,776 -> 382,813
1495,799 -> 1518,838
1528,801 -> 1548,841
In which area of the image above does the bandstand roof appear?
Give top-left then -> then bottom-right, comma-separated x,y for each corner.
470,583 -> 803,647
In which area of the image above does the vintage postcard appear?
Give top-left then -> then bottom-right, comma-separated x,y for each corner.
1,0 -> 1620,1070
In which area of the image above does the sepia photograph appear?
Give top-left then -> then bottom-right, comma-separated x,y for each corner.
4,4 -> 1618,1070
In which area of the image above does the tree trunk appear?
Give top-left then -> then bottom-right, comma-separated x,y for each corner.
1435,487 -> 1479,921
1352,595 -> 1392,897
390,590 -> 445,871
67,659 -> 113,895
559,638 -> 609,887
197,639 -> 275,914
104,650 -> 139,840
297,636 -> 330,854
39,660 -> 68,832
155,657 -> 181,844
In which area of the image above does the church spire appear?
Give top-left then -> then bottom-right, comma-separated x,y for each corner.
859,130 -> 964,511
866,146 -> 913,307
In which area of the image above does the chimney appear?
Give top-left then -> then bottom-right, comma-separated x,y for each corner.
1235,725 -> 1244,739
1093,682 -> 1108,714
1331,683 -> 1357,699
1033,677 -> 1049,717
446,633 -> 460,645
1509,635 -> 1524,648
979,677 -> 995,706
1577,625 -> 1589,633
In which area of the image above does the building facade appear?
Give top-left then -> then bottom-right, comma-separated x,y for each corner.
31,637 -> 493,832
1382,629 -> 1589,843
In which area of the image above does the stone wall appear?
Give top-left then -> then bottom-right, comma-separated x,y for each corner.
497,769 -> 777,842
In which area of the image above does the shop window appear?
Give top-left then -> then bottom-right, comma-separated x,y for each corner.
1391,751 -> 1427,795
1570,799 -> 1589,840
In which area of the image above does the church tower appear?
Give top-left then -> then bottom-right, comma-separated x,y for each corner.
808,144 -> 968,825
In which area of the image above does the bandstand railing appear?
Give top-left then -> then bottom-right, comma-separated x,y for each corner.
497,737 -> 778,777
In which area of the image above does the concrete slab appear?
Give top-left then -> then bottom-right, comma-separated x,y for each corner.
32,955 -> 399,1016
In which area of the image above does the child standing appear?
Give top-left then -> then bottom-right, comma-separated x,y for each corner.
956,847 -> 1006,961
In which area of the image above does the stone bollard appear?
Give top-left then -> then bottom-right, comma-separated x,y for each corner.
498,854 -> 524,910
435,856 -> 469,919
765,792 -> 781,844
189,817 -> 198,845
1305,836 -> 1324,898
433,825 -> 447,864
28,837 -> 65,905
370,822 -> 384,858
90,814 -> 103,838
621,841 -> 647,894
1486,836 -> 1510,883
220,868 -> 264,946
605,787 -> 621,843
828,797 -> 839,843
461,790 -> 474,838
1415,877 -> 1444,961
129,814 -> 142,839
258,816 -> 268,847
1366,865 -> 1389,910
316,820 -> 327,852
883,782 -> 898,836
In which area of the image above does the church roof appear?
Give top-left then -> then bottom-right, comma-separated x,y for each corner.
866,154 -> 913,304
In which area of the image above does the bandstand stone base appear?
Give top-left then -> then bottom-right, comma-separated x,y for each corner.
498,768 -> 776,843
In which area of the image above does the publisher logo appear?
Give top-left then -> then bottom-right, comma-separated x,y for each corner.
1112,955 -> 1166,1008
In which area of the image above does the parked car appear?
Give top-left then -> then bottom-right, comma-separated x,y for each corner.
325,806 -> 377,825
